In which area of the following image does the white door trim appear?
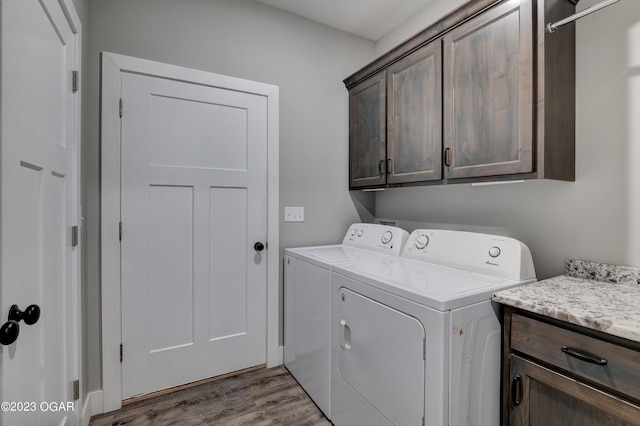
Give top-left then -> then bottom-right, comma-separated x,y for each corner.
100,52 -> 280,413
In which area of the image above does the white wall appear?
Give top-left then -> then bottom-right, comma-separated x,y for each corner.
376,0 -> 468,55
374,0 -> 640,280
84,0 -> 375,393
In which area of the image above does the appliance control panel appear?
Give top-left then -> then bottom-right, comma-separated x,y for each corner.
342,223 -> 409,256
402,229 -> 536,281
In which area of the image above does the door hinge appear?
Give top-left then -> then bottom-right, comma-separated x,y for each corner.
423,337 -> 426,360
72,70 -> 79,93
119,221 -> 122,241
73,380 -> 80,400
120,344 -> 123,363
119,98 -> 123,118
71,225 -> 79,247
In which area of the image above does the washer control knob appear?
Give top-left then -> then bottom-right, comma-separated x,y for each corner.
350,229 -> 357,236
381,230 -> 393,245
489,246 -> 501,258
415,235 -> 429,250
357,229 -> 364,237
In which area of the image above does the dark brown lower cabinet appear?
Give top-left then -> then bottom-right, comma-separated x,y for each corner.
503,308 -> 640,426
509,355 -> 640,425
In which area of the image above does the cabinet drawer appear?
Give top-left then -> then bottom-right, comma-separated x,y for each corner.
511,313 -> 640,403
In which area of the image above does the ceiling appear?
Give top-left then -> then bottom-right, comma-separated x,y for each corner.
254,0 -> 436,41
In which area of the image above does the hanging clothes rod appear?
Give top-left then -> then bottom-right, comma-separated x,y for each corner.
546,0 -> 622,33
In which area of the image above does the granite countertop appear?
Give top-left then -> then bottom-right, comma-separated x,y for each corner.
492,259 -> 640,343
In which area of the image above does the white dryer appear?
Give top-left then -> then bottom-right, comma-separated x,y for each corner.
284,223 -> 409,419
331,229 -> 536,426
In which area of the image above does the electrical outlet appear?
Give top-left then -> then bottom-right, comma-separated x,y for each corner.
284,207 -> 304,222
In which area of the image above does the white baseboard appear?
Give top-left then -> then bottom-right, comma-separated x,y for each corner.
267,345 -> 284,368
81,390 -> 104,426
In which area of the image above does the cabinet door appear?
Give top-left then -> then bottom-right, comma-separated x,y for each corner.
509,355 -> 640,426
349,72 -> 386,189
443,0 -> 533,180
387,41 -> 442,184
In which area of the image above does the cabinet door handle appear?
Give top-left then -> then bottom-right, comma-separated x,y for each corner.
386,158 -> 392,175
444,148 -> 451,167
511,375 -> 521,407
561,346 -> 608,366
378,159 -> 385,176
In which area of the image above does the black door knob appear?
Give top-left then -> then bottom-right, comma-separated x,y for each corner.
254,242 -> 265,252
0,304 -> 41,346
9,304 -> 41,325
0,320 -> 19,346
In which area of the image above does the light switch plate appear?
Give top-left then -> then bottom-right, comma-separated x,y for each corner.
285,206 -> 304,222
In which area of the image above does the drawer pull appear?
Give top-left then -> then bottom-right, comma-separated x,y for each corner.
511,375 -> 522,406
561,346 -> 608,366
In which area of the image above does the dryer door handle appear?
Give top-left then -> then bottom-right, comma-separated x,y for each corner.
340,319 -> 351,350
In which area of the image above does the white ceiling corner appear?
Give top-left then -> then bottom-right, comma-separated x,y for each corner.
254,0 -> 435,41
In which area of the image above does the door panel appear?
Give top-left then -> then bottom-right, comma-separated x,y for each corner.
149,185 -> 195,352
210,187 -> 249,340
121,72 -> 267,398
1,0 -> 80,424
149,95 -> 248,170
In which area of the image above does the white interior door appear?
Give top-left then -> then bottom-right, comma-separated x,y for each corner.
0,0 -> 81,425
121,72 -> 268,399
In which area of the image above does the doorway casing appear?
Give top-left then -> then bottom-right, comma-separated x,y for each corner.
99,52 -> 280,413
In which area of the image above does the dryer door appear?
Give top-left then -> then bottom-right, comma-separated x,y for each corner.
337,287 -> 425,425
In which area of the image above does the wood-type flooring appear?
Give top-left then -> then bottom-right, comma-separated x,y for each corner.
89,366 -> 331,426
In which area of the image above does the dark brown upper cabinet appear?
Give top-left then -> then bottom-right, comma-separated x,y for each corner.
344,0 -> 576,189
443,0 -> 533,180
349,72 -> 386,189
387,42 -> 442,185
348,41 -> 442,190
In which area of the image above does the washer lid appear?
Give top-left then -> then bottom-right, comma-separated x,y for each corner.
289,245 -> 354,263
285,245 -> 395,268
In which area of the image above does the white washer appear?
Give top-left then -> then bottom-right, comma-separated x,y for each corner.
284,223 -> 410,419
331,229 -> 536,426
